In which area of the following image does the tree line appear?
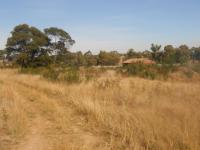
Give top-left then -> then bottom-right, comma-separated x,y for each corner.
1,24 -> 200,68
125,44 -> 200,64
2,24 -> 120,67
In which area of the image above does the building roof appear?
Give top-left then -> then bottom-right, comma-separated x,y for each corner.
123,58 -> 156,65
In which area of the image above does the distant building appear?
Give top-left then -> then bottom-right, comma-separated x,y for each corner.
123,58 -> 156,65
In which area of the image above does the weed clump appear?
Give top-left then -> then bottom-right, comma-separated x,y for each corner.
94,78 -> 120,89
60,68 -> 80,84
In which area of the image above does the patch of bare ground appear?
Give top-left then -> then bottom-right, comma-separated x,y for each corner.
14,116 -> 49,150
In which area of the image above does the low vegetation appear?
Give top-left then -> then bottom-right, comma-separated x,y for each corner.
1,69 -> 200,150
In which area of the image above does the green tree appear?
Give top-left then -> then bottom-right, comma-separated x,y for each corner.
126,49 -> 143,59
75,51 -> 86,66
176,45 -> 190,64
44,27 -> 75,55
150,44 -> 162,62
142,50 -> 152,58
163,45 -> 176,64
191,47 -> 200,61
84,51 -> 97,66
126,49 -> 137,59
57,51 -> 86,67
98,51 -> 120,66
6,24 -> 51,67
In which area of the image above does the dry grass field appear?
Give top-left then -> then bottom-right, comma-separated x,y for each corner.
0,69 -> 200,150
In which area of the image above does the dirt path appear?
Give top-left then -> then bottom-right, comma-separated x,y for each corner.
15,116 -> 49,150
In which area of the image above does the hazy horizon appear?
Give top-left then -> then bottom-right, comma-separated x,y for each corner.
1,0 -> 200,53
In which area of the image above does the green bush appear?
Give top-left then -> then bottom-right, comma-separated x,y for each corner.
157,64 -> 176,74
143,70 -> 156,80
62,68 -> 80,83
123,63 -> 177,80
124,63 -> 157,80
125,63 -> 145,75
43,68 -> 60,81
19,66 -> 81,84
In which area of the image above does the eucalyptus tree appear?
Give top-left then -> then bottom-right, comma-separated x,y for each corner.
44,27 -> 75,54
6,24 -> 51,67
44,27 -> 75,64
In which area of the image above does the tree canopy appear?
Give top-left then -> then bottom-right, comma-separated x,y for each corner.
6,24 -> 50,67
5,24 -> 76,67
3,24 -> 200,68
150,44 -> 162,62
98,51 -> 120,66
44,27 -> 75,51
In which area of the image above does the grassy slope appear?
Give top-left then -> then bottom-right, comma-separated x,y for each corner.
0,69 -> 200,150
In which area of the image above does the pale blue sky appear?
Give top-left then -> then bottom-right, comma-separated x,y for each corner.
1,0 -> 200,53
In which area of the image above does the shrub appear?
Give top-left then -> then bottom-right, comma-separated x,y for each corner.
98,51 -> 120,66
43,68 -> 60,81
125,63 -> 145,75
143,70 -> 156,80
157,64 -> 176,74
124,63 -> 157,80
62,68 -> 80,84
19,66 -> 81,83
123,63 -> 177,80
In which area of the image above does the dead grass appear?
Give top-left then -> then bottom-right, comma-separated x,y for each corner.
0,69 -> 200,150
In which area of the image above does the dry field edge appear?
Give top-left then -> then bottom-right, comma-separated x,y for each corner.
0,69 -> 200,150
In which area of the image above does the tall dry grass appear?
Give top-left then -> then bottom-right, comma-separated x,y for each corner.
0,69 -> 200,150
